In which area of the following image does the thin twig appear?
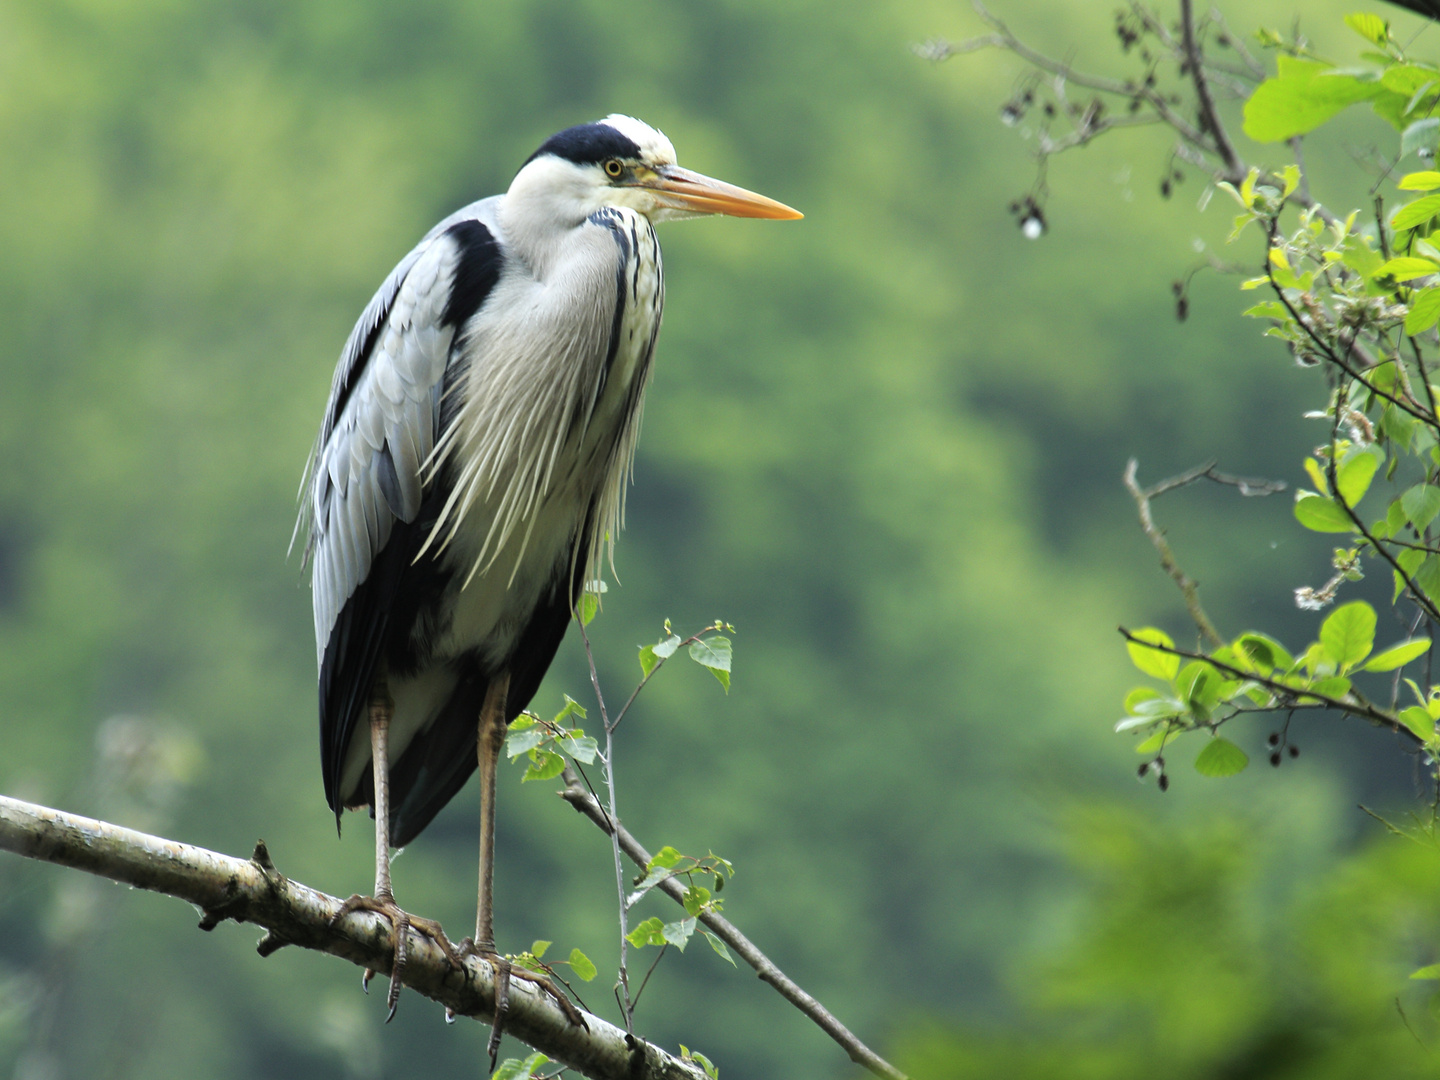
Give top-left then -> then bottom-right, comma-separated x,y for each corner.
558,772 -> 908,1080
631,944 -> 669,1012
1208,6 -> 1266,79
1179,0 -> 1242,180
577,620 -> 634,1032
1321,412 -> 1440,625
924,2 -> 1350,226
1123,458 -> 1245,649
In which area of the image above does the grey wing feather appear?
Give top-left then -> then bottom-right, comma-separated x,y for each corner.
302,201 -> 496,669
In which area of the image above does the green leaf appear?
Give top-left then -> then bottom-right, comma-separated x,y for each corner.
682,885 -> 711,917
1243,58 -> 1383,142
626,917 -> 666,948
1116,694 -> 1183,729
1134,728 -> 1172,755
648,846 -> 684,872
1320,600 -> 1377,669
1411,963 -> 1440,980
1403,117 -> 1440,159
556,734 -> 599,764
1345,12 -> 1389,46
1337,447 -> 1381,505
701,930 -> 737,967
1388,497 -> 1410,537
1393,198 -> 1440,233
577,579 -> 608,627
491,1053 -> 549,1080
689,636 -> 733,693
1126,627 -> 1179,679
1415,554 -> 1440,604
1402,483 -> 1440,530
506,727 -> 546,759
1281,163 -> 1300,196
1396,548 -> 1428,601
638,633 -> 683,679
680,1047 -> 720,1080
1407,286 -> 1440,334
1377,253 -> 1440,279
1234,632 -> 1294,672
1194,737 -> 1249,777
529,939 -> 551,959
1294,492 -> 1356,532
1175,660 -> 1222,711
568,947 -> 597,982
1242,300 -> 1290,319
1123,686 -> 1163,712
522,749 -> 566,783
1342,233 -> 1386,280
1307,674 -> 1353,699
1400,705 -> 1436,741
553,694 -> 587,724
1364,638 -> 1431,671
662,917 -> 697,951
1400,170 -> 1440,191
626,866 -> 674,906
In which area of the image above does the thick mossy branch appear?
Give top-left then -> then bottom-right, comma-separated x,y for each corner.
0,794 -> 705,1080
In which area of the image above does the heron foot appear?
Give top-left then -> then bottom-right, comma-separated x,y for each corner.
331,892 -> 461,1021
458,938 -> 586,1068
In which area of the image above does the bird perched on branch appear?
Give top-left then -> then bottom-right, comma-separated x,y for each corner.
297,114 -> 800,1035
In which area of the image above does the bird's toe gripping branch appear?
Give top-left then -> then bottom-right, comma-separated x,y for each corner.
456,939 -> 588,1069
330,892 -> 463,1021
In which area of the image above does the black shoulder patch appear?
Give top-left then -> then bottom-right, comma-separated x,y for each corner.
525,122 -> 643,168
441,220 -> 503,330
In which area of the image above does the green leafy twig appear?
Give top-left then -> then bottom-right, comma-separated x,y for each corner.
1118,626 -> 1426,746
1178,0 -> 1242,180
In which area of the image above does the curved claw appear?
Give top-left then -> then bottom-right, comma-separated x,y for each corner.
457,940 -> 586,1069
331,892 -> 460,1020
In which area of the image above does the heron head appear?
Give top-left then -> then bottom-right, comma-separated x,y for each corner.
513,114 -> 801,224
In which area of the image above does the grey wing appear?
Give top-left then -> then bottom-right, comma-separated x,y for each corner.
304,230 -> 461,669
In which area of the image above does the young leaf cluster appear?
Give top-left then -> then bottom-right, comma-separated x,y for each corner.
623,845 -> 736,966
637,620 -> 735,694
506,696 -> 600,783
511,937 -> 599,985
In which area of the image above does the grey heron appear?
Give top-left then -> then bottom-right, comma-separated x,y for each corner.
298,114 -> 800,1030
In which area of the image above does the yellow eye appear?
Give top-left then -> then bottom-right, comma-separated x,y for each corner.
604,159 -> 624,178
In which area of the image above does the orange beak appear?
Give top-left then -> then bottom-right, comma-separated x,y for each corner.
644,164 -> 803,220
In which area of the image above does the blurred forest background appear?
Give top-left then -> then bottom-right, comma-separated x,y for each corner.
3,0 -> 1440,1077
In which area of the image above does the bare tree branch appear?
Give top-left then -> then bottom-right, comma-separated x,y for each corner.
557,771 -> 908,1080
1179,0 -> 1243,181
1122,457 -> 1285,649
0,795 -> 707,1080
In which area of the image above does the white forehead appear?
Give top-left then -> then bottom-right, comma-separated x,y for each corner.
600,114 -> 677,167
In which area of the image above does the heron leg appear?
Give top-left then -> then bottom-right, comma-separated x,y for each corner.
460,672 -> 584,1067
331,681 -> 461,1021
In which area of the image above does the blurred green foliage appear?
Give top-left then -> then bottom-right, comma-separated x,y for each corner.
899,806 -> 1440,1079
1,0 -> 1439,1077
